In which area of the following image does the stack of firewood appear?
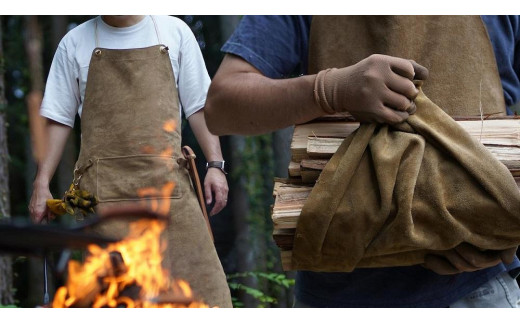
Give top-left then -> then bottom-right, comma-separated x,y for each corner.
271,114 -> 520,270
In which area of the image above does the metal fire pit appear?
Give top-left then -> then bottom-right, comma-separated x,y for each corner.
0,206 -> 169,257
1,206 -> 169,307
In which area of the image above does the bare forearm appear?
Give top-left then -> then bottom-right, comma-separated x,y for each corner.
188,110 -> 229,215
205,54 -> 429,136
30,119 -> 71,223
205,55 -> 324,136
188,110 -> 223,161
34,120 -> 72,187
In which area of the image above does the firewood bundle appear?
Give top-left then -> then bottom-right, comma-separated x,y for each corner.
272,115 -> 520,270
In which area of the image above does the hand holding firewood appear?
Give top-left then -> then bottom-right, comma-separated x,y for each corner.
313,54 -> 429,125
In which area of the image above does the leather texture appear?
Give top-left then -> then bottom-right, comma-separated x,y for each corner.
292,87 -> 520,272
73,44 -> 231,307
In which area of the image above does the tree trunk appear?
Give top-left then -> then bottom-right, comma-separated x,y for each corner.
229,135 -> 258,307
219,15 -> 259,307
25,16 -> 46,163
0,16 -> 15,306
24,15 -> 55,307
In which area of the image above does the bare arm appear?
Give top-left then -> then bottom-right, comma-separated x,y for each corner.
187,110 -> 228,216
205,54 -> 428,136
29,119 -> 72,223
205,54 -> 323,136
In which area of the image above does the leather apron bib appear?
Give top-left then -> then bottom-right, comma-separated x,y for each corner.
73,16 -> 231,307
308,16 -> 506,116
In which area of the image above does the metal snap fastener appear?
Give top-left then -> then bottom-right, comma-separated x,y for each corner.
160,46 -> 169,53
95,49 -> 102,56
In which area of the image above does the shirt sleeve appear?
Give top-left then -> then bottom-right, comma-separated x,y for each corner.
40,41 -> 80,128
481,15 -> 520,108
177,24 -> 211,119
221,15 -> 312,79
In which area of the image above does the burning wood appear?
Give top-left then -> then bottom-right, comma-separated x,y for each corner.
52,216 -> 209,308
53,181 -> 211,308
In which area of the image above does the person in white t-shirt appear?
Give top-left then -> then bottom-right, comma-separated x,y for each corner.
28,15 -> 232,307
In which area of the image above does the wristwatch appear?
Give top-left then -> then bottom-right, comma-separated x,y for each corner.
206,161 -> 228,175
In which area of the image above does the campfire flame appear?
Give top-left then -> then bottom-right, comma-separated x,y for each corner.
52,215 -> 207,308
53,119 -> 209,308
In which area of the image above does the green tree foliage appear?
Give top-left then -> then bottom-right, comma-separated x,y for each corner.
227,272 -> 295,308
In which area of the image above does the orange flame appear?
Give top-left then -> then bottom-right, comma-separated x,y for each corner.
52,119 -> 207,308
52,182 -> 209,308
162,119 -> 176,133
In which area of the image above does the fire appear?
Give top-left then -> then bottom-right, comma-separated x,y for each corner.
52,120 -> 208,308
52,181 -> 209,308
162,119 -> 176,133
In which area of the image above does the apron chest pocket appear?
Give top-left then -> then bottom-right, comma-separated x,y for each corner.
96,155 -> 183,202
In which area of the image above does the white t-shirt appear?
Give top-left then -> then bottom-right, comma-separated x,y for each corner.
40,15 -> 210,127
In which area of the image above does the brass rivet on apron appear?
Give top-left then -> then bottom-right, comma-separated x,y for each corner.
95,49 -> 102,56
160,46 -> 169,53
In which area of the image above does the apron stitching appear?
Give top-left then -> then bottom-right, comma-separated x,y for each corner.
95,155 -> 184,203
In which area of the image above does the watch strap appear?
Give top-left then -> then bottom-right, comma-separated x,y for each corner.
206,161 -> 227,175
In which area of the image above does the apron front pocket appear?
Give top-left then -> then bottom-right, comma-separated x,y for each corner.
96,155 -> 183,202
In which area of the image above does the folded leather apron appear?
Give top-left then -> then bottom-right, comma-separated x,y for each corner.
292,16 -> 514,271
72,17 -> 231,307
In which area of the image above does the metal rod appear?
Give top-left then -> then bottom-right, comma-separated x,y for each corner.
43,255 -> 49,305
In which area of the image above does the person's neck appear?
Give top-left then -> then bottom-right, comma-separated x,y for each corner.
101,15 -> 146,28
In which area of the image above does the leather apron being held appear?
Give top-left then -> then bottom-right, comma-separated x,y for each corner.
291,16 -> 519,271
73,17 -> 231,307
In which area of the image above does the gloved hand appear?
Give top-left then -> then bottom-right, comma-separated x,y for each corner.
313,54 -> 429,124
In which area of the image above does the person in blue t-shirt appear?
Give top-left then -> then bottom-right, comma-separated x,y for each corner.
205,15 -> 520,307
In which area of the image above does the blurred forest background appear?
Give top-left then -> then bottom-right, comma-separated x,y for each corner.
0,15 -> 295,308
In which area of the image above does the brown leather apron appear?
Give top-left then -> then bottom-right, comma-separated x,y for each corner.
72,17 -> 231,307
308,15 -> 506,116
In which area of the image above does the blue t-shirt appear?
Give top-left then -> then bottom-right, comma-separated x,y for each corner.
222,15 -> 520,307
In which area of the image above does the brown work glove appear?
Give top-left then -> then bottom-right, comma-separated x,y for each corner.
46,184 -> 98,220
314,54 -> 429,124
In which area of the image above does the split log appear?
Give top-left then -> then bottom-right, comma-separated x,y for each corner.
291,122 -> 360,162
271,183 -> 312,229
300,159 -> 329,183
291,119 -> 520,181
272,178 -> 520,230
288,161 -> 301,177
273,178 -> 520,271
